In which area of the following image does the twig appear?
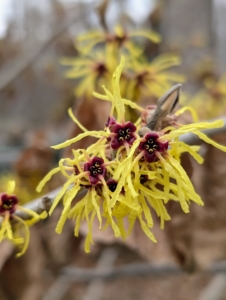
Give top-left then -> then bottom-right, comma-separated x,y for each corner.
61,262 -> 184,282
0,2 -> 99,91
0,186 -> 86,225
16,186 -> 86,219
42,248 -> 118,300
82,248 -> 118,300
58,261 -> 226,283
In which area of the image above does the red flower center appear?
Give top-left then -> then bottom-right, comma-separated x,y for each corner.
0,193 -> 19,214
140,175 -> 148,184
144,138 -> 159,153
84,157 -> 107,185
107,179 -> 118,192
90,162 -> 104,176
2,199 -> 14,210
117,127 -> 132,141
94,62 -> 107,76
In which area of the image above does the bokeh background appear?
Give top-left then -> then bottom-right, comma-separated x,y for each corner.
1,0 -> 226,299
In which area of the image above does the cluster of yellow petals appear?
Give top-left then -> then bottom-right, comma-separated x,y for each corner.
126,53 -> 186,100
183,74 -> 226,119
75,25 -> 161,56
60,25 -> 184,104
37,57 -> 226,253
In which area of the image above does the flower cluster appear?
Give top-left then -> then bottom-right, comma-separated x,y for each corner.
37,57 -> 226,252
75,25 -> 161,56
0,181 -> 47,256
125,53 -> 186,100
183,74 -> 226,119
61,25 -> 184,104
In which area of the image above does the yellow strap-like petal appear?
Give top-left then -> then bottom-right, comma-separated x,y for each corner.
6,180 -> 15,194
51,131 -> 108,149
68,108 -> 88,132
36,167 -> 60,192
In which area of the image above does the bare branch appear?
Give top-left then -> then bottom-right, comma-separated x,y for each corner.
82,248 -> 118,300
58,260 -> 226,283
0,2 -> 99,91
16,187 -> 87,219
43,248 -> 118,300
61,262 -> 184,282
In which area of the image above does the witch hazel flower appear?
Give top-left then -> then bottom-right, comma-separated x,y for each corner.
37,56 -> 226,252
37,147 -> 124,252
0,192 -> 19,215
138,132 -> 169,163
76,25 -> 161,56
109,121 -> 137,150
84,157 -> 107,185
0,181 -> 47,257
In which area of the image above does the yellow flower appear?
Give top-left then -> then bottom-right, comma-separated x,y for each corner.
60,26 -> 162,99
184,74 -> 226,119
37,57 -> 226,252
0,181 -> 47,257
125,53 -> 186,101
76,25 -> 161,56
60,49 -> 114,97
0,173 -> 50,205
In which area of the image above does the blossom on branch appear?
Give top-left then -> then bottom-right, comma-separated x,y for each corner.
0,181 -> 47,256
37,56 -> 226,253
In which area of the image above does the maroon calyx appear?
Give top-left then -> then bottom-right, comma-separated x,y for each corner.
0,193 -> 19,215
106,32 -> 128,46
140,175 -> 149,184
84,157 -> 106,185
107,179 -> 118,192
105,116 -> 117,129
74,165 -> 80,175
139,132 -> 168,163
110,121 -> 137,150
93,62 -> 108,76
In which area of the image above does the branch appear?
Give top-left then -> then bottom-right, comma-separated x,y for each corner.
15,187 -> 87,220
58,260 -> 226,283
61,262 -> 183,282
43,248 -> 118,300
0,2 -> 99,91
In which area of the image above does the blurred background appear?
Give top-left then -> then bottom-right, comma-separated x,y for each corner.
1,0 -> 226,299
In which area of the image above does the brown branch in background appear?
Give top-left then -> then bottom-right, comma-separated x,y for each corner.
0,2 -> 100,91
15,186 -> 86,220
59,260 -> 226,282
96,0 -> 109,31
82,248 -> 118,300
43,248 -> 118,300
